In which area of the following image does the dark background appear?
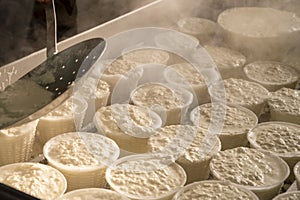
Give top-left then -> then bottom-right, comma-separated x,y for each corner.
0,0 -> 153,66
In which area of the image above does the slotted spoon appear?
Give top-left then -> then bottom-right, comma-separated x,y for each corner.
0,0 -> 105,129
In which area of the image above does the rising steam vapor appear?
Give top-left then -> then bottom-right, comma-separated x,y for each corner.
1,0 -> 300,66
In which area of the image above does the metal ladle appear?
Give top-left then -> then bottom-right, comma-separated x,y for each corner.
0,0 -> 105,129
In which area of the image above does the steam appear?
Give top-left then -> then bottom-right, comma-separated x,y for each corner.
2,0 -> 300,69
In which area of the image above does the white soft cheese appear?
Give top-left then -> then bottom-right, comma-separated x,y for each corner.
96,59 -> 142,105
45,97 -> 84,118
75,77 -> 110,124
103,59 -> 138,75
248,122 -> 300,155
177,17 -> 218,41
221,78 -> 269,105
191,103 -> 257,149
44,132 -> 119,168
268,88 -> 300,116
58,188 -> 129,200
211,78 -> 269,115
217,7 -> 300,60
154,31 -> 199,51
36,97 -> 87,145
148,125 -> 220,163
132,83 -> 192,125
107,157 -> 186,199
273,192 -> 300,200
294,162 -> 300,190
167,63 -> 205,86
131,83 -> 183,110
174,181 -> 258,200
210,147 -> 288,187
94,104 -> 161,153
244,61 -> 299,91
218,7 -> 300,38
165,63 -> 210,105
0,163 -> 66,200
148,125 -> 221,183
204,45 -> 246,79
95,104 -> 160,137
122,48 -> 169,65
77,77 -> 110,100
191,103 -> 257,136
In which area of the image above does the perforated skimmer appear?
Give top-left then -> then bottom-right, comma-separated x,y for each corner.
0,0 -> 105,129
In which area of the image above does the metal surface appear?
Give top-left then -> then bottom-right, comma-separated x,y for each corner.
28,38 -> 105,97
45,1 -> 56,57
0,38 -> 105,128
